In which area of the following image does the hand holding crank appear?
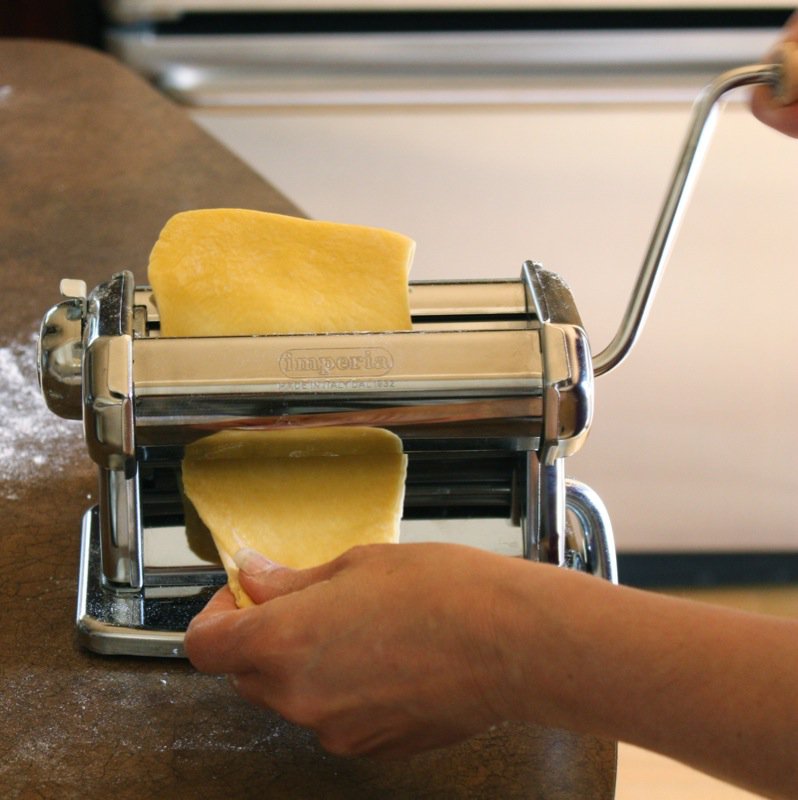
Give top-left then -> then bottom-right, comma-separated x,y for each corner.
750,11 -> 798,136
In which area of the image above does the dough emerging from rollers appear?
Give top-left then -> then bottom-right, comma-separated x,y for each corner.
147,209 -> 413,607
182,428 -> 406,607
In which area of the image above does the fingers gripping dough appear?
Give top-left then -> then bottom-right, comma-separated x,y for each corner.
147,209 -> 413,607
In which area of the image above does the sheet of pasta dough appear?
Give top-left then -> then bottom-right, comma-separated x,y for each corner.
148,209 -> 413,607
182,428 -> 406,606
148,208 -> 413,337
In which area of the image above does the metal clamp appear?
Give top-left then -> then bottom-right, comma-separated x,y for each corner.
565,479 -> 618,584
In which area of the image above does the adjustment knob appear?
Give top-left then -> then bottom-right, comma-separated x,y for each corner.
37,279 -> 87,420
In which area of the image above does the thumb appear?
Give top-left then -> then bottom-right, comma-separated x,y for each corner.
233,548 -> 336,604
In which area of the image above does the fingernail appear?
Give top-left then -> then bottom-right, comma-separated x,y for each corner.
233,547 -> 276,576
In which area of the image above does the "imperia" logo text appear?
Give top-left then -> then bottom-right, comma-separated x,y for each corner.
278,347 -> 394,378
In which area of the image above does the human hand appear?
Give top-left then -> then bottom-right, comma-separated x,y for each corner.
750,11 -> 798,136
183,542 -> 516,759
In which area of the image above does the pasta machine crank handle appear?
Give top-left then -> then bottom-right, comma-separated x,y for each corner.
593,43 -> 798,378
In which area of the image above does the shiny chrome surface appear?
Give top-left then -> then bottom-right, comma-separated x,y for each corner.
98,468 -> 144,590
37,281 -> 86,420
132,329 -> 548,450
565,479 -> 618,584
525,454 -> 567,566
129,272 -> 592,453
76,479 -> 618,656
42,270 -> 595,453
83,271 -> 137,472
138,276 -> 532,324
76,507 -> 208,657
133,328 -> 543,395
81,272 -> 143,588
84,334 -> 135,468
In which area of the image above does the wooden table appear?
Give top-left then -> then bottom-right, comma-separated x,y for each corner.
0,40 -> 616,799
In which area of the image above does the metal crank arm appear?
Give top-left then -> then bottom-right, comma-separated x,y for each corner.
594,46 -> 798,377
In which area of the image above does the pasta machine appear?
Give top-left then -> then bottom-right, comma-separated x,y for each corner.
37,56 -> 794,657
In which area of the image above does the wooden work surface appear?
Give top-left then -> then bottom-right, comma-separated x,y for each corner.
0,40 -> 616,799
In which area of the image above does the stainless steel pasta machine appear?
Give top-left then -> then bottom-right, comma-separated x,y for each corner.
37,51 -> 796,657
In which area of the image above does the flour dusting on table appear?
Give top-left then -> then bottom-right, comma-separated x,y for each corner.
0,333 -> 84,492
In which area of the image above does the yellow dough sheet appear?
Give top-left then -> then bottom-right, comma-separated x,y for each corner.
148,208 -> 414,337
182,428 -> 407,607
147,209 -> 414,607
